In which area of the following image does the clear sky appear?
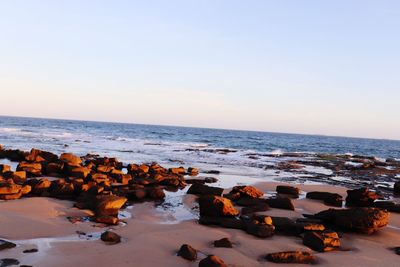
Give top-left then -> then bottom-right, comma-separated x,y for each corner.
0,0 -> 399,140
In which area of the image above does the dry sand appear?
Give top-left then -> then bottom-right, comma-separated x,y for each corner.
1,182 -> 400,267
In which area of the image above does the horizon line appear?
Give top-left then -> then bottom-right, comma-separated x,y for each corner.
1,114 -> 399,143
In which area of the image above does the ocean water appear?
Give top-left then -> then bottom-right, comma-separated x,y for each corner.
0,115 -> 399,174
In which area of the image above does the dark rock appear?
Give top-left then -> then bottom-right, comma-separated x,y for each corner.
177,244 -> 197,261
244,215 -> 275,238
266,197 -> 295,210
311,207 -> 389,234
199,255 -> 227,267
0,240 -> 16,251
0,258 -> 19,267
199,196 -> 239,217
187,183 -> 224,196
147,186 -> 165,199
213,238 -> 233,248
373,201 -> 400,213
265,251 -> 315,264
276,185 -> 300,198
306,191 -> 343,207
16,162 -> 41,176
60,153 -> 82,166
100,231 -> 121,244
346,188 -> 379,207
394,182 -> 400,195
0,164 -> 10,173
303,231 -> 340,252
23,248 -> 38,253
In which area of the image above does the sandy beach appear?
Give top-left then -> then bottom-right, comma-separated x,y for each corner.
1,181 -> 400,267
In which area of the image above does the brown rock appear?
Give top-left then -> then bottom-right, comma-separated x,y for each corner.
0,164 -> 11,173
60,153 -> 82,166
199,255 -> 227,267
169,167 -> 185,175
213,238 -> 233,248
70,167 -> 91,178
312,207 -> 389,234
94,195 -> 127,216
230,185 -> 264,199
0,239 -> 16,251
265,251 -> 315,264
16,162 -> 42,176
100,231 -> 121,244
177,244 -> 197,261
346,188 -> 379,207
276,185 -> 300,198
199,196 -> 239,217
303,231 -> 340,252
244,215 -> 275,238
187,183 -> 224,196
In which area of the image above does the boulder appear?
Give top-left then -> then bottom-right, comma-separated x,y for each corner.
70,167 -> 91,178
266,197 -> 295,210
187,183 -> 224,196
60,153 -> 82,166
16,162 -> 41,176
346,188 -> 379,207
198,196 -> 239,217
31,178 -> 51,194
177,244 -> 197,261
0,164 -> 10,173
45,162 -> 64,175
271,216 -> 325,236
187,167 -> 199,176
0,240 -> 16,251
303,230 -> 340,252
100,231 -> 121,244
311,207 -> 389,234
306,191 -> 343,207
0,183 -> 21,195
373,201 -> 400,213
276,185 -> 300,198
95,215 -> 119,225
213,238 -> 233,248
199,255 -> 227,267
229,185 -> 264,199
244,215 -> 275,238
169,167 -> 185,175
265,251 -> 315,264
394,182 -> 400,195
94,195 -> 127,217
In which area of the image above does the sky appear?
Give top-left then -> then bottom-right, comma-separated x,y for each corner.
0,0 -> 399,140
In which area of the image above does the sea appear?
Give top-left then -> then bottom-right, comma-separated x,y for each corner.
1,116 -> 399,170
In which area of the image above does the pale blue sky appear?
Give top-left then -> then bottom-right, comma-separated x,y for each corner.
0,0 -> 399,139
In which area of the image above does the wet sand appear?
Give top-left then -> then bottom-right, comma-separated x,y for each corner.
1,182 -> 400,267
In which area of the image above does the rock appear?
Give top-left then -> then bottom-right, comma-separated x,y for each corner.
177,244 -> 197,261
0,183 -> 21,195
303,231 -> 340,252
16,162 -> 41,176
32,178 -> 51,194
186,177 -> 218,184
187,183 -> 224,196
94,195 -> 127,217
346,188 -> 379,207
0,191 -> 22,200
276,185 -> 300,198
306,191 -> 343,207
199,255 -> 227,267
266,197 -> 295,210
60,153 -> 82,166
243,215 -> 275,238
271,217 -> 324,236
7,171 -> 26,184
394,182 -> 400,194
0,240 -> 16,251
0,258 -> 20,267
45,162 -> 64,175
311,207 -> 389,234
147,186 -> 165,199
23,248 -> 38,253
95,216 -> 119,225
70,166 -> 91,178
0,164 -> 10,173
169,167 -> 185,175
198,196 -> 239,217
187,167 -> 199,176
213,238 -> 233,248
90,173 -> 109,183
229,185 -> 264,199
100,231 -> 121,244
265,251 -> 315,264
373,201 -> 400,213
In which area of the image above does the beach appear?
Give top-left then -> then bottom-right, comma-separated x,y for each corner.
1,178 -> 400,267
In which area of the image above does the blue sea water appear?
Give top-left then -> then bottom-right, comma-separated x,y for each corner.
0,116 -> 399,170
